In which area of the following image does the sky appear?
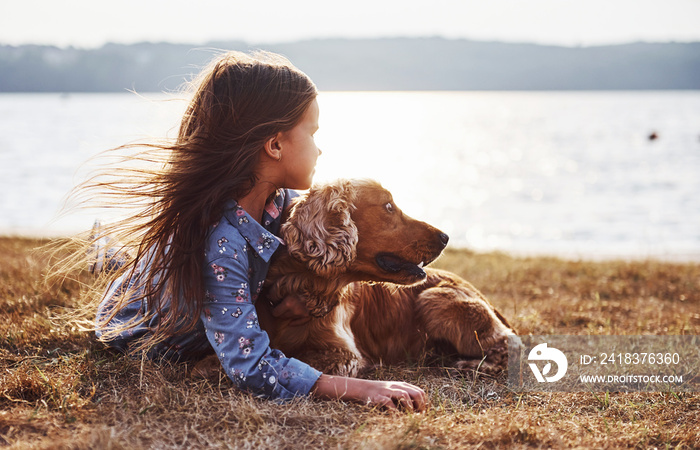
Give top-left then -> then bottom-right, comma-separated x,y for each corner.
2,0 -> 700,48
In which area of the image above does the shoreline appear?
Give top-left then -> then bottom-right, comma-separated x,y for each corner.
481,247 -> 700,264
2,234 -> 698,264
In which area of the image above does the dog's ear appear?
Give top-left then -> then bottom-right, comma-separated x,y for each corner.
282,180 -> 358,277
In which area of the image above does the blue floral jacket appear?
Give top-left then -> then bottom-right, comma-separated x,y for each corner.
96,189 -> 322,400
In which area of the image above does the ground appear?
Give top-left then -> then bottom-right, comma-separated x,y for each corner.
1,237 -> 698,449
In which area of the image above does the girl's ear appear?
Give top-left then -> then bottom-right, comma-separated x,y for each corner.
281,180 -> 358,277
264,133 -> 283,161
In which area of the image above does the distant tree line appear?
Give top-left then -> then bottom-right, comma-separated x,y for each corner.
1,38 -> 699,92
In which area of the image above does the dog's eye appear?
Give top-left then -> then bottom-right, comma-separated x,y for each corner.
385,202 -> 394,213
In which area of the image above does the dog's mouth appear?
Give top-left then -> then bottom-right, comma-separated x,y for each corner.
375,253 -> 427,279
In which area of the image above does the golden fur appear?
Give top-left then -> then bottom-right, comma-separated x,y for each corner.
256,179 -> 516,376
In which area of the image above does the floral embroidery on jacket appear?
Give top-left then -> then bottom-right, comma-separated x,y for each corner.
211,263 -> 227,281
256,232 -> 276,254
217,237 -> 230,254
233,287 -> 249,303
231,368 -> 246,385
246,313 -> 259,329
236,208 -> 249,225
238,336 -> 254,357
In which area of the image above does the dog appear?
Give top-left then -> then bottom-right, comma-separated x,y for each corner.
256,178 -> 516,377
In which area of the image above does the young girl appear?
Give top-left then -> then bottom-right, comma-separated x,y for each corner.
89,51 -> 426,411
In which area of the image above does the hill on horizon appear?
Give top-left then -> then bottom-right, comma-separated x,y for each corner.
1,37 -> 699,92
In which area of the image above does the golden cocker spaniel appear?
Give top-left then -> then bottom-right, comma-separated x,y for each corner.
257,179 -> 516,377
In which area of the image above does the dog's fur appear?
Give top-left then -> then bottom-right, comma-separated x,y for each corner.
255,179 -> 516,377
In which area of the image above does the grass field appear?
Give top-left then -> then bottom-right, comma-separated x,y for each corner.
1,236 -> 698,448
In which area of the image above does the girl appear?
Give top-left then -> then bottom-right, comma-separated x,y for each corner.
88,51 -> 426,411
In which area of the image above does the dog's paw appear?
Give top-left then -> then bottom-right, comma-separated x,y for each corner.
454,336 -> 511,377
302,350 -> 365,377
325,359 -> 363,377
454,358 -> 505,377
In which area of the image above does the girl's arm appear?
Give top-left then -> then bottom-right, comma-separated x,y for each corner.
312,374 -> 427,412
274,295 -> 428,411
203,249 -> 321,400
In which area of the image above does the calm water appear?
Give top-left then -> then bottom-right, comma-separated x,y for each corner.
1,91 -> 699,260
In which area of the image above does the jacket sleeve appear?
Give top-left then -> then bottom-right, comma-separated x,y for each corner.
202,250 -> 321,400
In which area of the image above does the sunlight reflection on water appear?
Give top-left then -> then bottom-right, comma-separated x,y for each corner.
313,91 -> 700,260
1,91 -> 699,260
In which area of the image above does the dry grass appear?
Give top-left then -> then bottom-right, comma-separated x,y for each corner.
1,237 -> 699,449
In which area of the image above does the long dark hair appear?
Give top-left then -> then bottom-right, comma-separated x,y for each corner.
57,51 -> 317,350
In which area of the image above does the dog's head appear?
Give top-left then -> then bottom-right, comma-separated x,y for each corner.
282,179 -> 448,284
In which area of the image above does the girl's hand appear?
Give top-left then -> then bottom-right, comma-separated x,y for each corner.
360,379 -> 428,412
272,295 -> 310,326
312,374 -> 428,412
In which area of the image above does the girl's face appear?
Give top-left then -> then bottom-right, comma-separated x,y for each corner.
278,99 -> 321,190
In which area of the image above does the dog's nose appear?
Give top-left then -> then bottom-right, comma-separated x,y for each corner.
439,233 -> 449,247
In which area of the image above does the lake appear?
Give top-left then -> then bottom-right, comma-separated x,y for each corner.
1,91 -> 699,260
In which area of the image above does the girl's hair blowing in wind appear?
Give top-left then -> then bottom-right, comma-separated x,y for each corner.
61,51 -> 317,350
